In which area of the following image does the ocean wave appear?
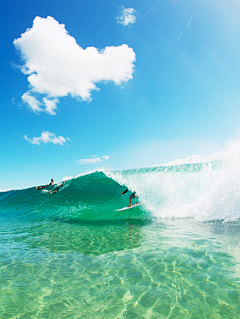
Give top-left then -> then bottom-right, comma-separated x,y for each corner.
1,156 -> 240,222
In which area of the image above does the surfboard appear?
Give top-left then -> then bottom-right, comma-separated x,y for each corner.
115,202 -> 141,211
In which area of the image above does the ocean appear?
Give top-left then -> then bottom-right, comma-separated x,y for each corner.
0,160 -> 240,318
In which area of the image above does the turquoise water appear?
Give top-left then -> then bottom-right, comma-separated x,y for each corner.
0,164 -> 240,318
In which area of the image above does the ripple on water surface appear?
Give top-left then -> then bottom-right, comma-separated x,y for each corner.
0,218 -> 240,318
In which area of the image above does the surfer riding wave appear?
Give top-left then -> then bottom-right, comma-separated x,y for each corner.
121,188 -> 139,207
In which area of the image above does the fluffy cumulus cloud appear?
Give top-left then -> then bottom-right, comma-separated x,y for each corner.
117,7 -> 136,26
24,131 -> 70,145
14,16 -> 136,115
78,155 -> 110,164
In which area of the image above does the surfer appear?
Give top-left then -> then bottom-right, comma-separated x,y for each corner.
50,182 -> 65,194
35,179 -> 54,189
121,188 -> 138,207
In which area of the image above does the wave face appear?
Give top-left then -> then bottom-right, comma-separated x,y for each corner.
1,158 -> 240,222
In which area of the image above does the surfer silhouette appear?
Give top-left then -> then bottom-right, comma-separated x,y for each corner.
121,188 -> 139,207
50,182 -> 65,194
35,179 -> 54,189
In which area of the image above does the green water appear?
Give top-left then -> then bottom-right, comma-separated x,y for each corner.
1,217 -> 239,319
1,165 -> 240,318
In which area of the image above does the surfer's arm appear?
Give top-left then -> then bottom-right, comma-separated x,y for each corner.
36,180 -> 54,189
36,185 -> 46,189
40,183 -> 52,189
121,188 -> 128,195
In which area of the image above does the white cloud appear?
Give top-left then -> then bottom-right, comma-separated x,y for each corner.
14,16 -> 136,114
22,92 -> 59,115
43,97 -> 59,115
78,155 -> 110,164
117,7 -> 136,26
78,157 -> 103,164
162,152 -> 225,166
22,92 -> 42,113
24,131 -> 70,145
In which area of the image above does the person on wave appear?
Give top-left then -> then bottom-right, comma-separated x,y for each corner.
35,179 -> 54,189
121,188 -> 139,207
50,182 -> 65,194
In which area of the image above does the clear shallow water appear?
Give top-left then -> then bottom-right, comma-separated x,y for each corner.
1,164 -> 240,318
1,217 -> 240,318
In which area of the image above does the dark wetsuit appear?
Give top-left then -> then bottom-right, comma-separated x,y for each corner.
122,189 -> 137,199
55,185 -> 62,192
51,183 -> 64,194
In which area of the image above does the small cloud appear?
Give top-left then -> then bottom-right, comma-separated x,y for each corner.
22,92 -> 59,115
162,152 -> 225,166
24,131 -> 70,145
14,16 -> 136,114
22,92 -> 42,113
78,157 -> 103,164
43,98 -> 59,115
117,7 -> 136,26
78,155 -> 110,164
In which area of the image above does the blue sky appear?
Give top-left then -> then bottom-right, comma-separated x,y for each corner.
1,0 -> 240,190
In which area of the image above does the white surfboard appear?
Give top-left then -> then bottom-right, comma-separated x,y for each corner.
115,202 -> 141,211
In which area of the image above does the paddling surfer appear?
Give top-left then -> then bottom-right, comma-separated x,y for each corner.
50,182 -> 65,194
35,179 -> 54,189
121,188 -> 139,207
